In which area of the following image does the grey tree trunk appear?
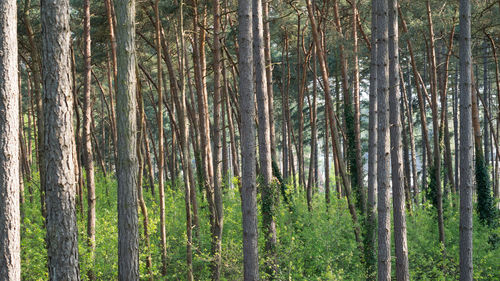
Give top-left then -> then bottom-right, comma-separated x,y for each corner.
83,0 -> 96,279
177,3 -> 194,278
263,1 -> 276,162
0,0 -> 21,278
483,42 -> 490,165
365,0 -> 378,279
388,0 -> 409,279
253,0 -> 277,275
153,0 -> 167,275
212,0 -> 224,277
114,0 -> 139,279
376,0 -> 391,279
41,0 -> 80,279
454,67 -> 460,196
459,0 -> 473,279
238,0 -> 259,279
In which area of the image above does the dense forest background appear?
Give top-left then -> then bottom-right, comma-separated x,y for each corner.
0,0 -> 499,280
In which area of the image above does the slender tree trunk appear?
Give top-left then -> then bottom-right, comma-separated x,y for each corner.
136,82 -> 153,280
239,0 -> 259,279
281,31 -> 289,181
483,42 -> 490,166
71,47 -> 84,216
459,0 -> 473,279
212,0 -> 224,277
263,1 -> 276,162
154,0 -> 167,275
83,1 -> 96,278
352,0 -> 365,214
389,1 -> 409,278
0,0 -> 21,277
365,0 -> 378,278
23,0 -> 46,219
454,67 -> 460,196
376,0 -> 391,279
400,72 -> 412,210
115,0 -> 139,278
41,0 -> 80,278
176,4 -> 194,278
253,0 -> 277,275
325,105 -> 330,207
426,1 -> 445,247
401,68 -> 419,206
104,0 -> 118,162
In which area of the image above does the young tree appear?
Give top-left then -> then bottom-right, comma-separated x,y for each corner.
41,0 -> 80,279
115,0 -> 139,279
459,0 -> 473,279
239,0 -> 259,279
0,0 -> 21,278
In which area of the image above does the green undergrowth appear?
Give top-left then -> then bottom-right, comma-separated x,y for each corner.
20,174 -> 500,280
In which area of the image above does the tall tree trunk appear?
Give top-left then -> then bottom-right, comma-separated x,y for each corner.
389,0 -> 409,278
376,0 -> 392,279
263,1 -> 276,162
454,67 -> 460,197
41,0 -> 80,278
136,82 -> 153,280
23,0 -> 46,219
459,0 -> 473,278
365,0 -> 378,278
115,0 -> 139,278
104,0 -> 118,162
0,0 -> 21,277
281,31 -> 289,181
71,46 -> 84,216
176,4 -> 194,278
426,1 -> 445,247
212,0 -> 224,277
483,42 -> 490,167
352,0 -> 365,214
307,50 -> 318,210
253,0 -> 277,275
325,105 -> 330,207
83,0 -> 96,279
239,0 -> 260,279
401,67 -> 419,206
154,0 -> 167,275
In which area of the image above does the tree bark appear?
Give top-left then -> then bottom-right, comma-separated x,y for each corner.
389,0 -> 409,279
459,0 -> 473,279
253,0 -> 277,275
376,0 -> 391,279
365,0 -> 378,278
239,0 -> 260,279
83,0 -> 96,278
41,0 -> 80,278
114,0 -> 139,278
426,1 -> 445,247
153,0 -> 168,275
211,0 -> 224,277
0,0 -> 21,277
